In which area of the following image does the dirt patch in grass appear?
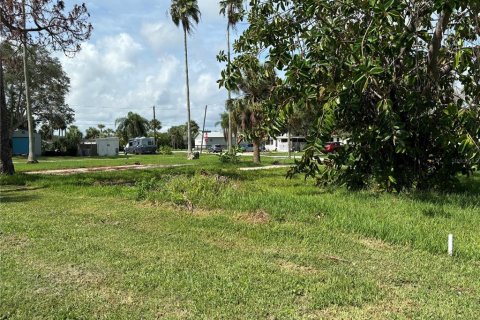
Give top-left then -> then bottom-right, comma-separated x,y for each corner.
237,210 -> 270,224
24,164 -> 190,175
0,233 -> 30,250
358,237 -> 394,251
278,259 -> 318,275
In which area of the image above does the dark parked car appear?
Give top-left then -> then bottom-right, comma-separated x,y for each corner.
209,144 -> 223,153
324,142 -> 342,153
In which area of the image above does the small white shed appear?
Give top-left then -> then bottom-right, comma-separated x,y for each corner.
96,137 -> 119,156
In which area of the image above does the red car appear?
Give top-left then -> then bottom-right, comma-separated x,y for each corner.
324,142 -> 342,153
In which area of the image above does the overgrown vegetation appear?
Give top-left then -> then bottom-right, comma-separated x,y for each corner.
217,149 -> 240,163
224,0 -> 480,191
158,145 -> 173,155
1,162 -> 479,318
1,155 -> 479,318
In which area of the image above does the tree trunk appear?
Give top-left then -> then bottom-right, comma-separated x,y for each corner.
0,52 -> 15,175
428,9 -> 452,81
253,138 -> 261,164
183,28 -> 192,157
22,0 -> 37,163
227,24 -> 233,153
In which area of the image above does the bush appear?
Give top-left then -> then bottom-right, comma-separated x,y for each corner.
135,174 -> 238,210
158,145 -> 173,155
135,177 -> 158,201
218,150 -> 240,164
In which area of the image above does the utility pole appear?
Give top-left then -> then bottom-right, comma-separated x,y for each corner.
152,106 -> 157,147
200,105 -> 208,154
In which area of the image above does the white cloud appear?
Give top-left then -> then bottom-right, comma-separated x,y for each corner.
59,0 -> 234,133
140,22 -> 182,52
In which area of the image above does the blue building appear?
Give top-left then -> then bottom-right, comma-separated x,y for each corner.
12,130 -> 42,156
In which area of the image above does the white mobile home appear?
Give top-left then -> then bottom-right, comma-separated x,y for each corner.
265,134 -> 307,152
96,137 -> 119,156
194,132 -> 234,150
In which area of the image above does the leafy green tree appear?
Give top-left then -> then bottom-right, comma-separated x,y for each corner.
97,124 -> 105,133
220,0 -> 245,152
1,43 -> 74,136
229,0 -> 480,190
156,132 -> 171,148
226,55 -> 279,163
167,125 -> 185,149
166,120 -> 199,149
64,125 -> 83,156
170,0 -> 201,158
115,112 -> 150,144
0,0 -> 92,165
85,127 -> 101,140
102,128 -> 115,137
149,119 -> 162,132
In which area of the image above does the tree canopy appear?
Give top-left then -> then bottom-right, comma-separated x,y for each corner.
1,42 -> 73,134
115,112 -> 150,144
225,0 -> 480,190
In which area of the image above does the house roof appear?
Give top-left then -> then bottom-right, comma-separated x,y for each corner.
195,132 -> 225,139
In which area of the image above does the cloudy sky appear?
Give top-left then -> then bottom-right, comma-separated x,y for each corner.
59,0 -> 246,133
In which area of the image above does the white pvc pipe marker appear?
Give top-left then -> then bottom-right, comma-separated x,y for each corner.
448,234 -> 454,256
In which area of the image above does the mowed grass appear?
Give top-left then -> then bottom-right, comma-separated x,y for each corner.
1,158 -> 479,319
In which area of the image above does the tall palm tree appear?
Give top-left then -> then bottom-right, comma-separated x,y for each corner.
220,0 -> 244,153
115,112 -> 149,144
232,57 -> 278,163
170,0 -> 201,158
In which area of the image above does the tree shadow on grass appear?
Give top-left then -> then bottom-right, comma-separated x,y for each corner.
403,174 -> 480,208
0,193 -> 39,203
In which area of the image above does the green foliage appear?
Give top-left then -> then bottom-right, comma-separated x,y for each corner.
115,112 -> 150,143
135,177 -> 158,201
219,55 -> 281,162
1,42 -> 73,133
231,0 -> 480,191
85,127 -> 100,140
2,161 -> 480,317
218,150 -> 239,163
158,145 -> 173,155
167,121 -> 200,149
170,0 -> 201,35
136,174 -> 236,209
47,125 -> 83,156
219,0 -> 245,28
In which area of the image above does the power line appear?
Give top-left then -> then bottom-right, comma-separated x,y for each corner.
69,105 -> 180,110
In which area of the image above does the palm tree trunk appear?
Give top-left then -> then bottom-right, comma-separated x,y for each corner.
253,138 -> 261,163
227,24 -> 233,153
0,52 -> 15,175
183,28 -> 192,157
22,0 -> 37,163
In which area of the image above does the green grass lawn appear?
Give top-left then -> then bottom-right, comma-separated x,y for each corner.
1,157 -> 479,319
11,152 -> 295,173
